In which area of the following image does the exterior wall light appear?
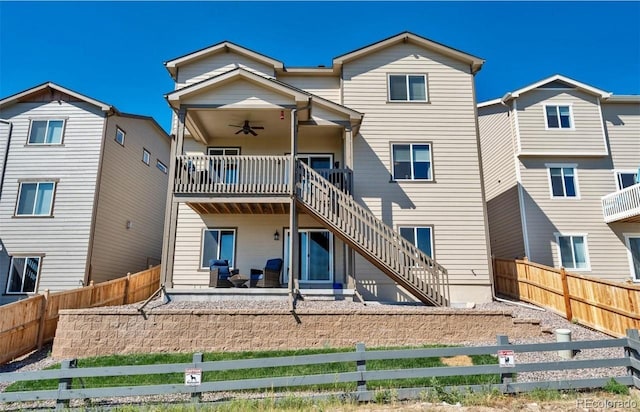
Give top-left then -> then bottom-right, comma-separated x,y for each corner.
274,230 -> 280,241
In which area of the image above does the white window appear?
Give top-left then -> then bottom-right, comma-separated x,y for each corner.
624,234 -> 640,282
207,147 -> 240,156
555,234 -> 590,270
6,256 -> 41,293
545,105 -> 573,129
616,171 -> 638,190
156,160 -> 168,174
28,120 -> 64,145
547,165 -> 578,198
142,149 -> 150,165
115,127 -> 125,146
392,143 -> 432,180
16,181 -> 55,216
388,74 -> 428,102
399,226 -> 433,258
201,229 -> 236,269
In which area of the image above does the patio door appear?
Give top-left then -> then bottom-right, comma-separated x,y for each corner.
298,154 -> 332,170
283,229 -> 333,283
626,235 -> 640,281
208,147 -> 239,183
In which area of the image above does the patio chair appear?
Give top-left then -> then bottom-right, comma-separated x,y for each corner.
250,258 -> 283,288
209,259 -> 238,288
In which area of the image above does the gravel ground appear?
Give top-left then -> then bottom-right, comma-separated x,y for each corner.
0,298 -> 630,410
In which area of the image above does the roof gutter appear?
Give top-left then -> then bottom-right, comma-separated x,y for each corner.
0,119 -> 13,205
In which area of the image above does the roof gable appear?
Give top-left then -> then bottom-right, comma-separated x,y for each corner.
332,32 -> 484,73
501,74 -> 611,101
0,82 -> 113,112
165,41 -> 284,80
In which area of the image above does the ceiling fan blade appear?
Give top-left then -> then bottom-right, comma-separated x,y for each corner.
228,124 -> 243,127
235,129 -> 243,135
249,129 -> 258,136
251,126 -> 265,130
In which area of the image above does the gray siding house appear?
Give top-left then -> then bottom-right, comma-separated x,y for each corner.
160,32 -> 493,306
0,82 -> 171,305
478,75 -> 640,282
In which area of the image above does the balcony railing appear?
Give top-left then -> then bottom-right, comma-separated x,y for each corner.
174,155 -> 353,197
602,183 -> 640,223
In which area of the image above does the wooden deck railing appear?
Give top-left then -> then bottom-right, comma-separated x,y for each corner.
601,183 -> 640,223
493,258 -> 640,337
296,161 -> 449,306
0,266 -> 161,365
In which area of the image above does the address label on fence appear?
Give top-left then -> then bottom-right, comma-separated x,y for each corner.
185,368 -> 202,386
498,350 -> 515,367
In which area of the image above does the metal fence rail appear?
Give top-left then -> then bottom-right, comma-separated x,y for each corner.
2,330 -> 639,407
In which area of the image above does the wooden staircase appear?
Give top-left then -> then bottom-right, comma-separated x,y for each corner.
295,161 -> 450,306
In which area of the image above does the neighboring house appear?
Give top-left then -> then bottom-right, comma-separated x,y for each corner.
160,32 -> 493,306
478,75 -> 640,282
0,82 -> 171,305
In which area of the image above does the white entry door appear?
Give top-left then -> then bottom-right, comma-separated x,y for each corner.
283,229 -> 333,283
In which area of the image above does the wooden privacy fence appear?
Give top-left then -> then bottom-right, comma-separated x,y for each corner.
0,265 -> 160,365
493,258 -> 640,337
1,331 -> 639,408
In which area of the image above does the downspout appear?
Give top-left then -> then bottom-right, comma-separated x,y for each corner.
288,99 -> 312,309
0,119 -> 12,204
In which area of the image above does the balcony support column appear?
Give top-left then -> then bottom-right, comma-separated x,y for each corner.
288,108 -> 300,308
343,126 -> 357,292
160,108 -> 186,288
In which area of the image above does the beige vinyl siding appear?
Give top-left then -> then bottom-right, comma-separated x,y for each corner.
486,186 -> 525,259
602,102 -> 640,169
520,157 -> 639,280
343,42 -> 491,304
171,205 -> 346,288
0,101 -> 104,301
180,79 -> 292,108
516,89 -> 607,155
276,75 -> 341,103
89,115 -> 170,283
176,52 -> 275,88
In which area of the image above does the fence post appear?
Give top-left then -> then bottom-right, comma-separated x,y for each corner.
123,272 -> 131,305
626,329 -> 640,382
37,289 -> 50,349
497,335 -> 513,390
56,359 -> 76,410
356,342 -> 367,394
560,267 -> 573,322
191,352 -> 203,403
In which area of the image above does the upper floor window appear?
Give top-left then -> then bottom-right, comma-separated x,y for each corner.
115,127 -> 125,146
16,181 -> 55,216
142,149 -> 150,165
616,171 -> 638,190
399,226 -> 433,258
547,165 -> 578,198
556,234 -> 589,270
6,256 -> 41,294
28,120 -> 64,145
545,105 -> 572,129
156,160 -> 168,174
392,143 -> 432,181
388,74 -> 428,102
201,228 -> 236,269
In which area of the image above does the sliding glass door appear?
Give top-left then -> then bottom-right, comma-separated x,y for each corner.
283,229 -> 333,283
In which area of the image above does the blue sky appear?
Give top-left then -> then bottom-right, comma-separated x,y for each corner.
1,2 -> 639,132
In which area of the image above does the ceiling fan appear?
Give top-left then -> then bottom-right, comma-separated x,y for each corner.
228,120 -> 264,136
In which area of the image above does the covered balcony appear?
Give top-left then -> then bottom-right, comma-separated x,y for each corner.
602,183 -> 640,223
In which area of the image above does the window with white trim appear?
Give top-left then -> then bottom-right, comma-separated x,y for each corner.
392,143 -> 432,180
115,127 -> 125,146
548,166 -> 577,198
545,105 -> 572,129
625,234 -> 640,281
142,149 -> 150,165
16,181 -> 55,216
28,120 -> 64,144
556,234 -> 589,270
616,171 -> 638,190
399,226 -> 433,257
388,74 -> 428,102
6,257 -> 41,293
156,160 -> 167,174
201,229 -> 236,269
